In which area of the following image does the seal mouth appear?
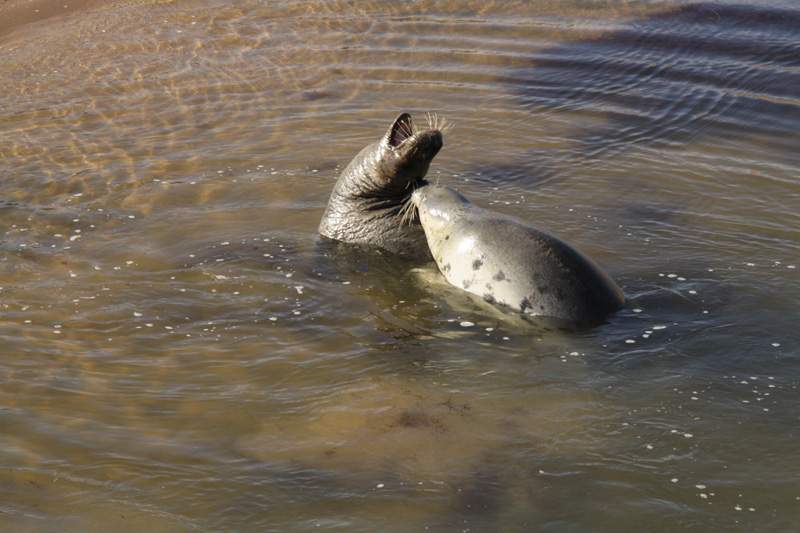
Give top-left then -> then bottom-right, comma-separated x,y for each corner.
399,180 -> 436,226
375,112 -> 446,209
385,112 -> 450,151
399,187 -> 421,226
389,113 -> 415,148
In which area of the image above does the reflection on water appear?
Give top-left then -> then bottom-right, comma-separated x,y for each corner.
1,0 -> 799,531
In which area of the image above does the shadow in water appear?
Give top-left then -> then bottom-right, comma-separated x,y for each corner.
511,3 -> 800,159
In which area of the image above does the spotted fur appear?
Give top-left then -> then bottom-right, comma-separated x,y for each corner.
411,185 -> 625,322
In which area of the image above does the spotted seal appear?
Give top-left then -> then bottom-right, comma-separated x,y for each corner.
318,113 -> 443,260
411,185 -> 625,322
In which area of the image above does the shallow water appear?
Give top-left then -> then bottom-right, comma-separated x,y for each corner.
1,0 -> 799,531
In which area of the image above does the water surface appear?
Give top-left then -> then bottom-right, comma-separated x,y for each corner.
1,0 -> 799,531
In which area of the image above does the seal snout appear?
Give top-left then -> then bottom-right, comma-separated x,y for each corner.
392,127 -> 443,160
411,187 -> 424,207
414,129 -> 443,158
385,113 -> 444,158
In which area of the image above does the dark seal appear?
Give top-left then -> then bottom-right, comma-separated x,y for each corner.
318,113 -> 443,260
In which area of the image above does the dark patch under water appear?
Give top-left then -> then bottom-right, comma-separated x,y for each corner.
513,3 -> 800,158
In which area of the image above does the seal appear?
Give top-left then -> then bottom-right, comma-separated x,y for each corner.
318,113 -> 443,260
411,185 -> 625,322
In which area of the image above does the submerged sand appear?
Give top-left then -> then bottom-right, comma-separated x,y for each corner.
0,0 -> 126,41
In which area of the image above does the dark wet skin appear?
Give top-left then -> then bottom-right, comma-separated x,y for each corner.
318,113 -> 443,261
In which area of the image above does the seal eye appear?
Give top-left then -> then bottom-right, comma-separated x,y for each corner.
389,114 -> 414,148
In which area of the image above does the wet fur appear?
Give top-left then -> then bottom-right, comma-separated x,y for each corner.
318,112 -> 446,259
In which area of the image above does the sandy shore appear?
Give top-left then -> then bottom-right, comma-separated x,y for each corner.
0,0 -> 113,41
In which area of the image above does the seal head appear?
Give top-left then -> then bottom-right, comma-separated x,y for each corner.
412,185 -> 625,322
319,113 -> 443,260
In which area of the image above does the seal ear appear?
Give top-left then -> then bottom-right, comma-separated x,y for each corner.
386,113 -> 414,148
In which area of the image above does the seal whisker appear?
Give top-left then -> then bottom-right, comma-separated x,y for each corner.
425,112 -> 453,134
399,194 -> 418,226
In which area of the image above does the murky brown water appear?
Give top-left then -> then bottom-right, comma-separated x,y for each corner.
2,0 -> 799,531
